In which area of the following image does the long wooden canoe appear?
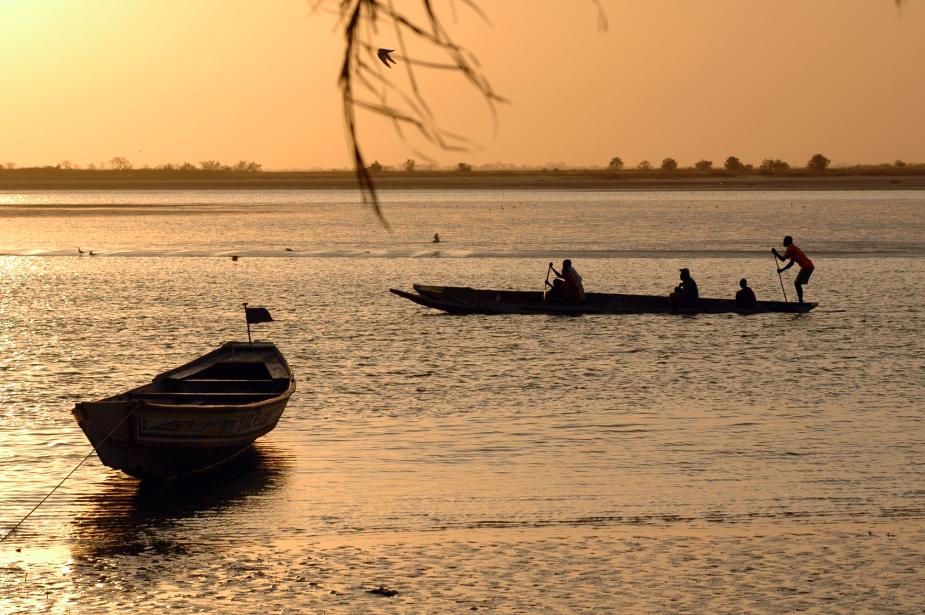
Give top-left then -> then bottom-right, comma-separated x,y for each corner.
73,341 -> 295,480
390,284 -> 817,315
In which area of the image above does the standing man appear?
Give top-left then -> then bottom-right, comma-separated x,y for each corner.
551,259 -> 585,301
772,235 -> 815,304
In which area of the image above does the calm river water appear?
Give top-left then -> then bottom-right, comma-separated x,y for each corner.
1,189 -> 923,613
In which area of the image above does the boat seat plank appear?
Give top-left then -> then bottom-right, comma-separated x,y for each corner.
137,392 -> 275,401
179,379 -> 277,383
163,378 -> 286,394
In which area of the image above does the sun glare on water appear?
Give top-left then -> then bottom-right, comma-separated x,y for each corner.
0,194 -> 28,206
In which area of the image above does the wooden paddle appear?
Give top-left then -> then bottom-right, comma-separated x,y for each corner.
543,262 -> 553,301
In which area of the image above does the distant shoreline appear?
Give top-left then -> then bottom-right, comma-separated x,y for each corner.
1,170 -> 924,192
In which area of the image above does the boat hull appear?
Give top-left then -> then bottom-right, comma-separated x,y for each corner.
391,285 -> 817,315
73,341 -> 295,480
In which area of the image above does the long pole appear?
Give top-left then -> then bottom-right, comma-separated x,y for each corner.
773,252 -> 788,302
243,302 -> 252,343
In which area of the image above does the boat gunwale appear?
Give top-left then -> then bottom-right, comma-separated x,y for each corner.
132,379 -> 296,412
75,340 -> 296,409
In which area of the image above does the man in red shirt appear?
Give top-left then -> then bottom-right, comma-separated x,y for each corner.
772,235 -> 815,304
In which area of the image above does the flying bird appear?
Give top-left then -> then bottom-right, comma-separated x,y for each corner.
377,48 -> 397,68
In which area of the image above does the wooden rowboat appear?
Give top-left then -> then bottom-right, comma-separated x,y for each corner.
73,341 -> 295,480
390,284 -> 817,315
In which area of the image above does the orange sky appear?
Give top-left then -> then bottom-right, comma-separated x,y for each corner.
1,0 -> 922,170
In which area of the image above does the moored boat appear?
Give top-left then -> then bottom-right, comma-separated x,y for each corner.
73,341 -> 296,480
390,284 -> 817,315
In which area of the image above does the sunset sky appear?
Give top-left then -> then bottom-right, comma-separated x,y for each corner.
1,0 -> 923,170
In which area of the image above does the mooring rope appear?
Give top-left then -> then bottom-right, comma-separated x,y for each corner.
0,449 -> 96,545
0,406 -> 135,545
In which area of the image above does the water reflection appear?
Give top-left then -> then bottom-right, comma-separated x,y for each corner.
70,444 -> 291,558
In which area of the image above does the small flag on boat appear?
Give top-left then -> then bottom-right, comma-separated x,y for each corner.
242,303 -> 273,343
245,306 -> 273,324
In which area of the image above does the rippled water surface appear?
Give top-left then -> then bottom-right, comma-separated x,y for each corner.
1,189 -> 923,613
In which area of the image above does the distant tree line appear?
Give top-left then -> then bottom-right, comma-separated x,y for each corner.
0,158 -> 263,172
605,153 -> 920,174
3,155 -> 922,176
362,155 -> 922,174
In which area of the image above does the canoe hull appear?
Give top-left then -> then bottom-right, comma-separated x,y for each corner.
73,341 -> 295,480
391,285 -> 817,315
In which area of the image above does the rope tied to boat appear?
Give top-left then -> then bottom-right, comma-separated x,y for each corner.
0,403 -> 137,545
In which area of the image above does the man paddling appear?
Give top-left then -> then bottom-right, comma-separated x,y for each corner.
772,236 -> 814,304
550,259 -> 585,301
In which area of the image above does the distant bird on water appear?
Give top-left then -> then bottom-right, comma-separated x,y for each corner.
89,250 -> 96,256
432,233 -> 440,244
285,247 -> 294,252
377,48 -> 397,68
77,247 -> 85,255
231,255 -> 239,262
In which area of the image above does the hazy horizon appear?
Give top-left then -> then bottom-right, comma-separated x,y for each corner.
2,1 -> 923,170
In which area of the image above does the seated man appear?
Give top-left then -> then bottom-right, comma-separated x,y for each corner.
735,278 -> 757,308
669,268 -> 699,308
545,277 -> 567,301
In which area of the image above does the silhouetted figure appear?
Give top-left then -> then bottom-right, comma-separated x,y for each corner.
669,268 -> 699,308
735,278 -> 757,308
551,259 -> 585,301
231,255 -> 239,262
77,247 -> 85,255
772,235 -> 814,304
432,233 -> 440,244
545,277 -> 566,301
377,48 -> 397,68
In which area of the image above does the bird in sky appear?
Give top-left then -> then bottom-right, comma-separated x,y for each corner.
377,48 -> 397,68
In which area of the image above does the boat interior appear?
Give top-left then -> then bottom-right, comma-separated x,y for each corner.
119,361 -> 292,405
